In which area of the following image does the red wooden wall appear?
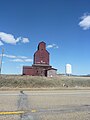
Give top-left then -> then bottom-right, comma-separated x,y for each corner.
34,42 -> 49,65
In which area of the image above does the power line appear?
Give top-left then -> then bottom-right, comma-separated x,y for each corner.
0,48 -> 4,74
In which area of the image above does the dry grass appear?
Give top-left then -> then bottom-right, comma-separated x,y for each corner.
0,75 -> 90,88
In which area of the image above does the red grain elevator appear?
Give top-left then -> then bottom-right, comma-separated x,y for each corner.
34,42 -> 49,65
23,41 -> 57,77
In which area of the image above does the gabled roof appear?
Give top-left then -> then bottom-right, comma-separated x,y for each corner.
47,68 -> 57,71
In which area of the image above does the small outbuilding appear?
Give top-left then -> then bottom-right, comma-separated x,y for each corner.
47,68 -> 57,77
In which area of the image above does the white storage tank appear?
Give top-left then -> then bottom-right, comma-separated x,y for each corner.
65,64 -> 72,76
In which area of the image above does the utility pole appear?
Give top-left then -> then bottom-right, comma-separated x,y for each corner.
0,48 -> 4,74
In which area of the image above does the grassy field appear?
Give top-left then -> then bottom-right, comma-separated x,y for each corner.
0,75 -> 90,89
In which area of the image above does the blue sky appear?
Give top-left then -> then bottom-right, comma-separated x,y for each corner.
0,0 -> 90,75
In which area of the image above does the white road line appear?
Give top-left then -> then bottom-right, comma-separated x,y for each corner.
0,92 -> 90,96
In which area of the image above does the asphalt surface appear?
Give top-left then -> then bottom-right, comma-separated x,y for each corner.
0,90 -> 90,120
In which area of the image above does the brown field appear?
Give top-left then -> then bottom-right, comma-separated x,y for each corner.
0,75 -> 90,89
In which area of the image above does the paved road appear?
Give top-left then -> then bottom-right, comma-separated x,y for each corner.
0,90 -> 90,120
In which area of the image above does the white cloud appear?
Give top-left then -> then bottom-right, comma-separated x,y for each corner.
79,13 -> 90,30
1,53 -> 33,63
0,32 -> 19,44
47,45 -> 53,48
16,37 -> 22,43
11,58 -> 33,62
24,59 -> 33,62
11,59 -> 24,62
3,54 -> 17,58
47,44 -> 59,49
22,38 -> 29,43
0,32 -> 30,45
18,56 -> 28,59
